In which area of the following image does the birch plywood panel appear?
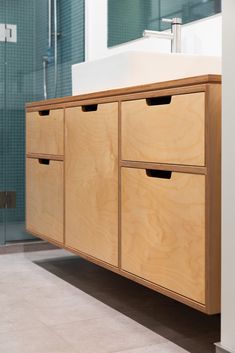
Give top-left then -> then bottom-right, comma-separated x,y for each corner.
26,109 -> 64,156
65,103 -> 118,266
121,168 -> 206,304
26,158 -> 64,244
122,92 -> 205,166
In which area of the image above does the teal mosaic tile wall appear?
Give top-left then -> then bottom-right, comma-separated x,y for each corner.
0,0 -> 85,242
33,0 -> 85,100
0,16 -> 5,235
108,0 -> 221,47
0,0 -> 35,231
58,0 -> 85,97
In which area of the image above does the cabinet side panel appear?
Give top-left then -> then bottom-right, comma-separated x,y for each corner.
205,84 -> 221,314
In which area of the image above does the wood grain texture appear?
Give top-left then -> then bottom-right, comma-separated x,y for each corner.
120,160 -> 207,175
122,92 -> 205,166
26,158 -> 64,244
118,101 -> 122,268
121,168 -> 206,304
26,109 -> 64,155
26,75 -> 221,110
26,153 -> 64,161
205,84 -> 221,314
65,103 -> 119,266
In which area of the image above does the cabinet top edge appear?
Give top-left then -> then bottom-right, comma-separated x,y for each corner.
26,74 -> 221,110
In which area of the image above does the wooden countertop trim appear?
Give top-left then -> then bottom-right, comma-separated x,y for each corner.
26,74 -> 221,110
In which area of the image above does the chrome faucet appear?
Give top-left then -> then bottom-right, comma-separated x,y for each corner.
143,17 -> 182,53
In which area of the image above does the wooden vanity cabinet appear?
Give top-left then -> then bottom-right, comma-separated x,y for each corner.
26,75 -> 221,314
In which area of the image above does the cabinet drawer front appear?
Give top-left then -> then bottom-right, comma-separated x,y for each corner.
121,168 -> 205,304
65,103 -> 118,266
121,92 -> 205,166
26,158 -> 64,244
26,109 -> 64,156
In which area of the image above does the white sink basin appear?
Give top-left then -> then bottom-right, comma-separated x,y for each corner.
72,51 -> 221,95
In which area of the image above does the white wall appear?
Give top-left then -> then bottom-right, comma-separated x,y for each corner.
221,0 -> 235,352
85,0 -> 107,61
85,0 -> 221,61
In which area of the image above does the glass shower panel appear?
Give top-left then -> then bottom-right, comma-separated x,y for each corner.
0,1 -> 6,245
34,0 -> 85,101
0,0 -> 84,245
4,0 -> 36,242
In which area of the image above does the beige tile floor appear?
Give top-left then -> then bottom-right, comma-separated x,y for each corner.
0,249 -> 189,353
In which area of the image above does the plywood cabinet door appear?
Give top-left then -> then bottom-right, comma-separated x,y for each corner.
26,109 -> 64,156
121,93 -> 205,165
121,168 -> 206,304
26,158 -> 64,244
65,103 -> 118,266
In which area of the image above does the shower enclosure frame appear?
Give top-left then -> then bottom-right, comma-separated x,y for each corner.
43,0 -> 59,100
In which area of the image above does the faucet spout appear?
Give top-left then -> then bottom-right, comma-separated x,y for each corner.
143,17 -> 182,53
143,30 -> 174,41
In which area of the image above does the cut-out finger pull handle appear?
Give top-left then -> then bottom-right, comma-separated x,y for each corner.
146,96 -> 172,106
146,169 -> 172,179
